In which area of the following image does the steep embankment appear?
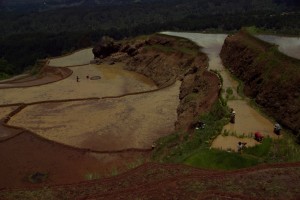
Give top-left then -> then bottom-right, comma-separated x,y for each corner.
93,34 -> 220,130
220,30 -> 300,133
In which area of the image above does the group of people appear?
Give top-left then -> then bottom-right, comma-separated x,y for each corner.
76,75 -> 91,82
230,108 -> 282,153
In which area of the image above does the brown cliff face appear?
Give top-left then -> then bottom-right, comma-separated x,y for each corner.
93,34 -> 221,130
220,31 -> 300,133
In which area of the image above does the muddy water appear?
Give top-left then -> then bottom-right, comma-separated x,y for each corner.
8,81 -> 181,151
49,48 -> 94,67
0,63 -> 157,105
161,32 -> 238,98
256,35 -> 300,59
162,32 -> 279,151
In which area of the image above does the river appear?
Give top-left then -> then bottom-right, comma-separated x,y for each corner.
256,35 -> 300,59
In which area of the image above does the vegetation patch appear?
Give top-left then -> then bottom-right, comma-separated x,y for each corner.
152,98 -> 230,164
244,138 -> 272,157
184,149 -> 259,170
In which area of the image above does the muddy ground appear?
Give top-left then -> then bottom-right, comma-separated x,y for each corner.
0,34 -> 219,189
8,82 -> 180,151
0,131 -> 149,188
1,162 -> 299,199
0,63 -> 157,104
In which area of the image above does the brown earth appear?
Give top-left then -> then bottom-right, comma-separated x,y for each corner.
0,131 -> 149,188
0,65 -> 72,89
220,30 -> 300,133
94,34 -> 220,130
0,33 -> 299,199
1,162 -> 299,199
0,34 -> 220,189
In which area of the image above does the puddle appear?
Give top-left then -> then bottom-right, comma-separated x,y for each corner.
256,35 -> 300,59
0,63 -> 157,105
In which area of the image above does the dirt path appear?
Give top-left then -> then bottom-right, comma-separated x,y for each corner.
0,131 -> 149,188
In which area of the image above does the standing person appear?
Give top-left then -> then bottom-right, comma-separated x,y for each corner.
76,76 -> 80,82
230,109 -> 236,124
274,123 -> 282,135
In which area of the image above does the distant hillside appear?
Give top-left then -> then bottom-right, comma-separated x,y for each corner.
0,0 -> 167,11
0,0 -> 299,76
1,0 -> 299,12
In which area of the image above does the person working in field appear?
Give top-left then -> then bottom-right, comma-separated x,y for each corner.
274,123 -> 282,135
254,132 -> 264,142
237,142 -> 246,153
230,109 -> 236,124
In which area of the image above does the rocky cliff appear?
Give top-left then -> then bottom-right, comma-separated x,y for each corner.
93,34 -> 220,130
220,30 -> 300,133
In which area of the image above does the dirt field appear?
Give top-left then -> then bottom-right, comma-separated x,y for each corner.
49,48 -> 94,67
211,135 -> 260,152
0,131 -> 149,188
1,162 -> 299,199
0,106 -> 18,119
224,100 -> 276,137
0,63 -> 157,105
0,46 -> 180,188
8,81 -> 180,151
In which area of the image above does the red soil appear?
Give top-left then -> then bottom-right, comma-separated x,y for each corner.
0,131 -> 149,189
1,162 -> 299,199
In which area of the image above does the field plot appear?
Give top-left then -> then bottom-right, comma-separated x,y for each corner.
0,106 -> 18,119
8,82 -> 180,151
0,63 -> 157,105
49,48 -> 94,67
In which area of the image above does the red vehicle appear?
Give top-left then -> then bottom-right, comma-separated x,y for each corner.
254,132 -> 264,142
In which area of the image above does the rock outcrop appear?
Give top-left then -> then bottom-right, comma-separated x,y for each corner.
220,30 -> 300,133
93,34 -> 221,130
92,36 -> 120,58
